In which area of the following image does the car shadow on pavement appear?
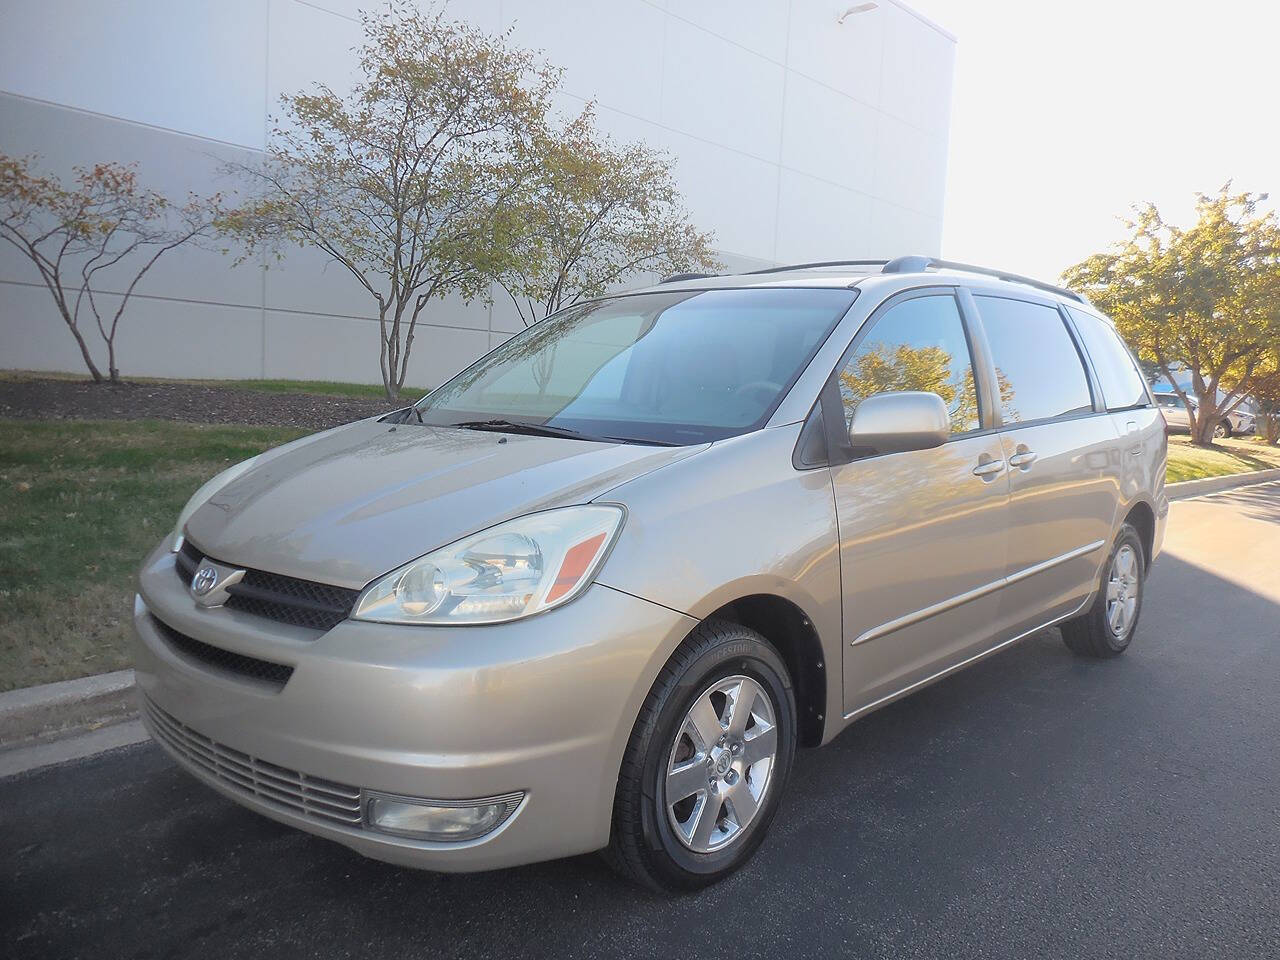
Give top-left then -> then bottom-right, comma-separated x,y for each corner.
1199,480 -> 1280,524
5,552 -> 1280,960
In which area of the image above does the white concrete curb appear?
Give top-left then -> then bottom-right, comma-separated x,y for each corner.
0,719 -> 149,779
0,668 -> 137,748
1166,468 -> 1280,501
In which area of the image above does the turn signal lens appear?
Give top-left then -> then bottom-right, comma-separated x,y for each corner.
546,532 -> 608,604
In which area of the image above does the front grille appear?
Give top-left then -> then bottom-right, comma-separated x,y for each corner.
150,615 -> 294,689
143,695 -> 364,829
226,569 -> 359,631
175,539 -> 359,632
175,538 -> 202,581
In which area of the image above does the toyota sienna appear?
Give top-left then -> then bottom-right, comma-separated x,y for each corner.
134,256 -> 1167,890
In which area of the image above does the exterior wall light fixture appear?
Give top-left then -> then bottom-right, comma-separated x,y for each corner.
837,2 -> 879,24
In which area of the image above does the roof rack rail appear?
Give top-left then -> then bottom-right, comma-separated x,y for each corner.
659,271 -> 718,283
746,259 -> 889,275
881,255 -> 1086,303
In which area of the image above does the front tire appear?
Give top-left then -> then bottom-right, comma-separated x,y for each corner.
605,619 -> 796,892
1214,420 -> 1231,439
1061,523 -> 1145,658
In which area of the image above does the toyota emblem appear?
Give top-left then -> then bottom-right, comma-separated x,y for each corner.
191,562 -> 219,595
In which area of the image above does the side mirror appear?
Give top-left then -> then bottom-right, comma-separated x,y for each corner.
849,391 -> 951,454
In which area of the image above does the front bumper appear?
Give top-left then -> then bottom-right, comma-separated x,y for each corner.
133,544 -> 696,871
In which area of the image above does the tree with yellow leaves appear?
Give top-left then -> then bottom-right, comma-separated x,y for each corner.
1063,187 -> 1280,446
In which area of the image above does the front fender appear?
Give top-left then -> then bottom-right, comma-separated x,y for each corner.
594,425 -> 843,741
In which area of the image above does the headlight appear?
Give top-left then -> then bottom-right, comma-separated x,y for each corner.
352,505 -> 624,625
169,456 -> 264,552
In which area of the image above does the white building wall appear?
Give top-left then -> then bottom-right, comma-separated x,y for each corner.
0,0 -> 954,387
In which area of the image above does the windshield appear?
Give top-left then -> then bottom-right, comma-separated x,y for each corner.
415,288 -> 856,445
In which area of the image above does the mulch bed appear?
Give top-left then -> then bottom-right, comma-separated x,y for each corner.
0,378 -> 406,431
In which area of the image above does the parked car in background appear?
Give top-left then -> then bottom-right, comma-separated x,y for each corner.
1154,392 -> 1254,438
134,256 -> 1167,890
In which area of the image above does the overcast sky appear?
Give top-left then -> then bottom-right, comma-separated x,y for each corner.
901,0 -> 1280,282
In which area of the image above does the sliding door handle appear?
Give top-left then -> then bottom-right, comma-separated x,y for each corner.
1008,450 -> 1038,468
972,458 -> 1006,479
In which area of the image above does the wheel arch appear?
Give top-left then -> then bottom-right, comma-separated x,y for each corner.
702,594 -> 828,748
1122,499 -> 1156,570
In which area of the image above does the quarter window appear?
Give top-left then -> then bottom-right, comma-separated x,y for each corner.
974,296 -> 1093,424
1066,307 -> 1150,410
837,294 -> 981,435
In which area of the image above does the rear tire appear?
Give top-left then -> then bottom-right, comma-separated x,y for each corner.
1061,523 -> 1145,658
1214,420 -> 1231,439
604,619 -> 796,892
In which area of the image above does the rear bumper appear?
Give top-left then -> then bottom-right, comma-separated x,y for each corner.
133,543 -> 696,871
1152,490 -> 1169,564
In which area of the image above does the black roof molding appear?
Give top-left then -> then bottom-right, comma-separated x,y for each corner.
746,259 -> 889,275
659,272 -> 719,283
882,255 -> 1086,303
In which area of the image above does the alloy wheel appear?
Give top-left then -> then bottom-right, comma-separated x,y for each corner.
664,675 -> 777,853
1105,544 -> 1140,638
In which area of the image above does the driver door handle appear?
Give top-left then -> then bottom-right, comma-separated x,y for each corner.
972,458 -> 1006,478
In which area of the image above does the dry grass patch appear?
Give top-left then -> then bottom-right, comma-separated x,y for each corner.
0,369 -> 426,400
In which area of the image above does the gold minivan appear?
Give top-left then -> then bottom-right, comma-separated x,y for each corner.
134,257 -> 1167,890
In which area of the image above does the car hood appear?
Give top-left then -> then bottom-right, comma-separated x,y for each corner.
184,420 -> 703,588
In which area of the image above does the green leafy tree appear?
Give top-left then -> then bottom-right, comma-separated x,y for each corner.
1252,352 -> 1280,445
221,2 -> 558,399
0,154 -> 219,382
493,104 -> 720,327
1063,187 -> 1280,446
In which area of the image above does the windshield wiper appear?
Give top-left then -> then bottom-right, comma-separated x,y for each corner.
609,436 -> 681,447
449,419 -> 607,442
448,419 -> 684,446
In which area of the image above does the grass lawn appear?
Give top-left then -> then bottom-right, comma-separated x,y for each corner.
0,418 -> 306,692
1165,434 -> 1280,483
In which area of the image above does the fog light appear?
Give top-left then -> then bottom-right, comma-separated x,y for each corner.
365,792 -> 523,842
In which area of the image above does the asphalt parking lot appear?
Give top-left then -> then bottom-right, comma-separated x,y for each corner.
5,483 -> 1280,959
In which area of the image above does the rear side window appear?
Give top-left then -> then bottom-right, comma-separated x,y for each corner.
974,296 -> 1093,424
1067,307 -> 1150,410
837,294 -> 980,434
